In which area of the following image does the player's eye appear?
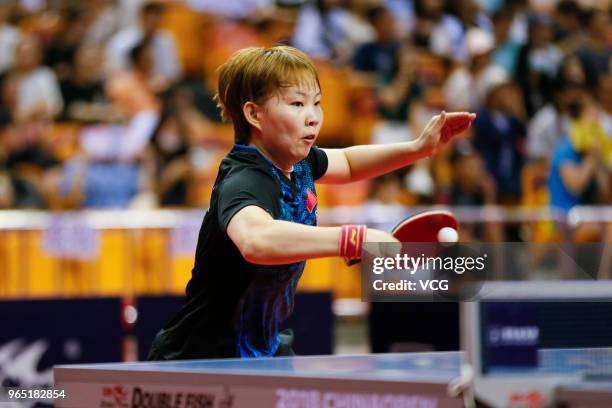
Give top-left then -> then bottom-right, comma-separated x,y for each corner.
314,100 -> 321,106
291,101 -> 304,107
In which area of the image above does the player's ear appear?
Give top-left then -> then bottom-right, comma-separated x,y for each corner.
243,101 -> 263,131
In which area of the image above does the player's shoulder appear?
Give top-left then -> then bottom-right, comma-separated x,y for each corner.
220,146 -> 275,178
217,155 -> 278,196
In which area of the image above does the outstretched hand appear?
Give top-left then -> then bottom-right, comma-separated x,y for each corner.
417,111 -> 476,156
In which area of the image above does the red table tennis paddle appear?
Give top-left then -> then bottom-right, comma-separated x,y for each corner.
391,210 -> 458,243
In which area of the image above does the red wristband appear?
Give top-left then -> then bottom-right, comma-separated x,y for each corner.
340,224 -> 367,265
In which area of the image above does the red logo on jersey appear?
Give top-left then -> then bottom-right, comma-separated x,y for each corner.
306,188 -> 317,213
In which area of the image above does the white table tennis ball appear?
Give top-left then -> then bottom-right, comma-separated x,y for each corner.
437,227 -> 458,244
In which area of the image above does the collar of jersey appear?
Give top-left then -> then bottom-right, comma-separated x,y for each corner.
234,144 -> 294,175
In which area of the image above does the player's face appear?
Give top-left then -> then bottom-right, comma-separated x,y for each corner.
257,84 -> 323,169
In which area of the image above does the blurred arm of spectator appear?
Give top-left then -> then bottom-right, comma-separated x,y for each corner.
57,154 -> 87,209
0,167 -> 14,208
595,73 -> 612,137
559,144 -> 604,196
106,73 -> 161,120
130,146 -> 158,208
157,155 -> 190,202
107,48 -> 164,163
595,163 -> 611,204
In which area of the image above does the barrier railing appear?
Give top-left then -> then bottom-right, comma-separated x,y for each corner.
0,206 -> 610,299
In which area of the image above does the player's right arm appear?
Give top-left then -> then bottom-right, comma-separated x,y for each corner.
226,205 -> 396,265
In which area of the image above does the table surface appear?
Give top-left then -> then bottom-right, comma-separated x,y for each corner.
54,349 -> 612,408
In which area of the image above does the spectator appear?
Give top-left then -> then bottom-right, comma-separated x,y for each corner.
184,0 -> 272,20
383,0 -> 414,38
552,0 -> 585,55
492,8 -> 521,75
82,0 -> 120,44
292,0 -> 354,61
0,2 -> 21,75
447,140 -> 501,241
5,35 -> 63,122
377,45 -> 424,122
557,54 -> 586,86
448,0 -> 492,33
58,151 -> 148,209
595,73 -> 612,137
575,7 -> 612,89
150,86 -> 217,206
412,0 -> 465,61
106,40 -> 161,118
338,0 -> 378,62
506,0 -> 529,45
363,172 -> 407,231
448,140 -> 496,206
57,122 -> 157,209
444,28 -> 496,111
527,77 -> 585,162
0,135 -> 14,208
59,44 -> 112,122
106,1 -> 182,84
2,121 -> 58,209
353,6 -> 425,144
549,99 -> 611,212
515,13 -> 563,117
472,66 -> 527,204
106,40 -> 161,162
352,5 -> 400,80
45,6 -> 89,81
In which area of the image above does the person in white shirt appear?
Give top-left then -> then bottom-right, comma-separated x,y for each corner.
106,1 -> 182,84
527,79 -> 583,161
9,35 -> 63,121
0,3 -> 21,74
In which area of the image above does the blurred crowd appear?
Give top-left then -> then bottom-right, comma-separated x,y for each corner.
0,0 -> 610,219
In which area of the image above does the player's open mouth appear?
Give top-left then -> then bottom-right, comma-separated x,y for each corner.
303,135 -> 316,141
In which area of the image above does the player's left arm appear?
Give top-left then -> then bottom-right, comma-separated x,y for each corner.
317,111 -> 475,184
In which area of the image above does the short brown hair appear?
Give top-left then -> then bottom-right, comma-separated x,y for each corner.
214,46 -> 320,144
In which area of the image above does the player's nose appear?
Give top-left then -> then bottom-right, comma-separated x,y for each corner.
305,108 -> 321,128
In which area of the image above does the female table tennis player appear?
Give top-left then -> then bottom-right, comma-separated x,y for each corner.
148,45 -> 474,360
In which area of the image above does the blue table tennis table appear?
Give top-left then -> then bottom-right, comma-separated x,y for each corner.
53,348 -> 612,408
54,352 -> 464,408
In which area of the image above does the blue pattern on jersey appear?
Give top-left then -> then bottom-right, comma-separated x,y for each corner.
232,145 -> 318,358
